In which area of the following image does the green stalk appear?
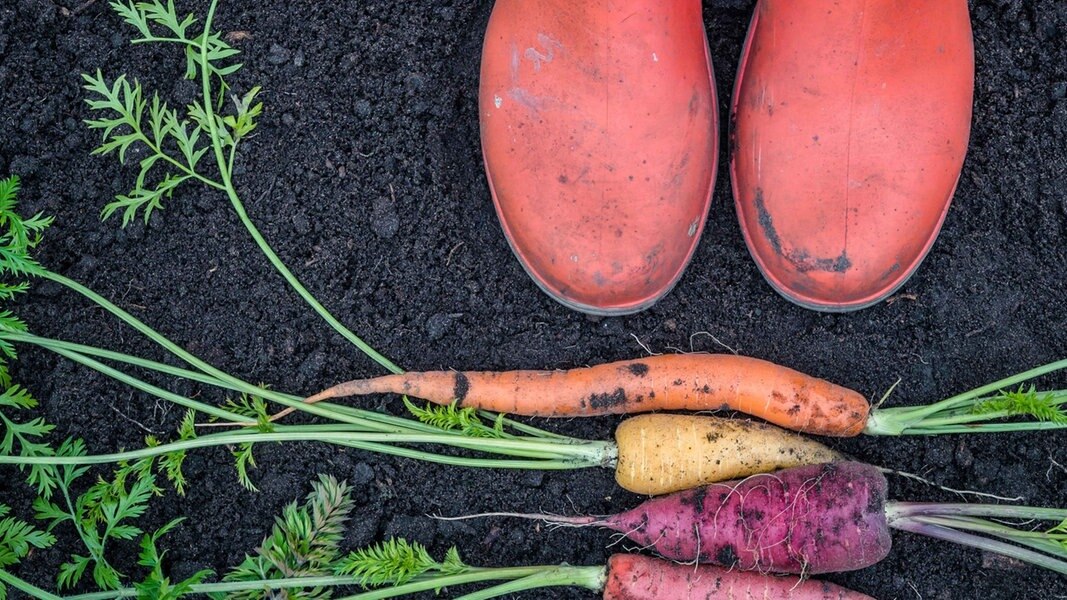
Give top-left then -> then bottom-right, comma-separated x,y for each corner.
41,271 -> 271,401
885,501 -> 1067,576
215,133 -> 400,377
45,344 -> 247,423
195,0 -> 399,377
7,331 -> 367,428
863,359 -> 1067,435
5,331 -> 455,436
0,429 -> 613,469
7,327 -> 572,443
891,518 -> 1067,576
890,421 -> 1067,435
0,569 -> 63,600
894,391 -> 1067,429
907,515 -> 1067,557
66,575 -> 365,599
6,336 -> 612,467
327,439 -> 601,471
887,502 -> 1067,522
335,566 -> 589,600
451,566 -> 606,600
2,568 -> 587,600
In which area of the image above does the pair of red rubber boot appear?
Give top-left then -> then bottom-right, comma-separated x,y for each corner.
480,0 -> 974,314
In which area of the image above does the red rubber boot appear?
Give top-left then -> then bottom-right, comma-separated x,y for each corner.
731,0 -> 974,311
480,0 -> 718,315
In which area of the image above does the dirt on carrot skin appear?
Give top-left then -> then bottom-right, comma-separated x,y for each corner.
0,1 -> 1065,599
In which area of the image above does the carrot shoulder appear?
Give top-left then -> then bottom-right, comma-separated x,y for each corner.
296,354 -> 870,436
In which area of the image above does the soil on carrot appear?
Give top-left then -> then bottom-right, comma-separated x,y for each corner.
1,0 -> 1065,598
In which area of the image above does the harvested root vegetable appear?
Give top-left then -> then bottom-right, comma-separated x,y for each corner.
599,554 -> 871,600
288,354 -> 1067,437
447,461 -> 1067,576
285,354 -> 867,435
612,413 -> 841,494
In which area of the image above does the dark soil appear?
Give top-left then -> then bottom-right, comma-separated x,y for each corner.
2,0 -> 1065,598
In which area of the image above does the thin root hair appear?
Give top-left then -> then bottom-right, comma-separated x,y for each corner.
430,511 -> 602,528
878,466 -> 1024,502
689,331 -> 739,355
629,333 -> 661,356
872,377 -> 903,409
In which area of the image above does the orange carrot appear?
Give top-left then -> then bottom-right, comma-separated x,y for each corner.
601,554 -> 874,599
278,354 -> 869,436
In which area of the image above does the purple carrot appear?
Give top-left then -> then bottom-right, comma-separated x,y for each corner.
588,461 -> 889,574
448,461 -> 1067,576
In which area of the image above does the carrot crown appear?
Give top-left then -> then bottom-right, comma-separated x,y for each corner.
864,359 -> 1067,435
887,502 -> 1067,575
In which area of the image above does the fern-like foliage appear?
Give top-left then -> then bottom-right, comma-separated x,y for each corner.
0,504 -> 56,568
972,386 -> 1067,424
0,173 -> 187,594
28,433 -> 173,592
0,176 -> 61,498
34,455 -> 158,591
215,390 -> 274,491
232,443 -> 258,493
0,384 -> 58,498
216,474 -> 354,600
0,175 -> 52,282
403,398 -> 508,439
110,0 -> 242,101
336,539 -> 467,588
84,0 -> 263,226
220,390 -> 274,433
82,72 -> 203,226
133,518 -> 214,600
137,408 -> 198,496
0,503 -> 57,600
0,175 -> 54,379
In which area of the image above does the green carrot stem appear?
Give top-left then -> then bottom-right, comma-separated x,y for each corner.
901,394 -> 1067,429
451,566 -> 606,600
891,518 -> 1067,575
332,566 -> 568,600
193,1 -> 399,378
888,502 -> 1067,522
3,568 -> 576,600
0,430 -> 613,467
65,575 -> 366,599
6,332 -> 476,437
30,340 -> 425,435
7,333 -> 398,430
41,271 -> 241,385
865,359 -> 1067,435
45,345 -> 247,423
9,337 -> 605,466
906,515 -> 1067,557
918,359 -> 1067,415
328,439 -> 599,470
0,569 -> 63,600
216,156 -> 401,378
891,422 -> 1067,435
15,332 -> 577,448
228,182 -> 396,374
